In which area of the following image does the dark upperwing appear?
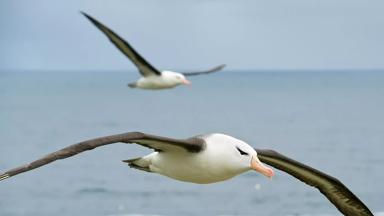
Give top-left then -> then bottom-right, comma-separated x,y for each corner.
0,132 -> 205,181
183,64 -> 226,76
82,12 -> 161,77
256,149 -> 373,216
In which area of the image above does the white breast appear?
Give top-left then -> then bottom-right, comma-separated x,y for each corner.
136,74 -> 179,89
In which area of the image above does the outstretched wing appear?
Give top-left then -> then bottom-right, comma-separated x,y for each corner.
256,149 -> 373,216
81,12 -> 161,77
0,132 -> 205,181
182,64 -> 226,76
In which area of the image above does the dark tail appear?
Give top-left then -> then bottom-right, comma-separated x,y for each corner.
122,157 -> 151,172
127,82 -> 137,88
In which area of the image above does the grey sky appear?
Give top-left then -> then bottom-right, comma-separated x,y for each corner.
1,0 -> 384,71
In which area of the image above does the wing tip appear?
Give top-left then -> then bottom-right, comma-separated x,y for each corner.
211,64 -> 226,72
80,11 -> 99,26
79,10 -> 89,18
218,64 -> 226,69
0,173 -> 10,181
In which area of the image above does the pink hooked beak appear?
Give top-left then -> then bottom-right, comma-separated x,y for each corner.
251,155 -> 274,179
182,79 -> 191,85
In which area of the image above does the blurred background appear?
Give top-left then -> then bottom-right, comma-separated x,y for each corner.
1,1 -> 383,215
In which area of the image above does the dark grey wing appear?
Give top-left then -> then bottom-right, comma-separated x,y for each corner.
256,149 -> 373,216
0,132 -> 205,181
182,64 -> 226,76
81,12 -> 161,77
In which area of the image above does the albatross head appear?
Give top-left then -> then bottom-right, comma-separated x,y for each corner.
206,134 -> 274,179
162,71 -> 191,86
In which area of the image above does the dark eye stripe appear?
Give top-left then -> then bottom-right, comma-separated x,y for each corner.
236,146 -> 249,156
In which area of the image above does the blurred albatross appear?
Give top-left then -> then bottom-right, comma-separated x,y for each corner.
81,12 -> 226,90
0,132 -> 373,216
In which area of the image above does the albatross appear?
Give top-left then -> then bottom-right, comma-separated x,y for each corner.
81,12 -> 226,90
0,132 -> 373,216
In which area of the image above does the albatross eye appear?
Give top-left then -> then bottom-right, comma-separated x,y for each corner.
236,147 -> 249,156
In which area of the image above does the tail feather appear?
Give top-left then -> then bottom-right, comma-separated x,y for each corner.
122,157 -> 152,172
0,173 -> 10,181
122,157 -> 141,163
127,82 -> 137,88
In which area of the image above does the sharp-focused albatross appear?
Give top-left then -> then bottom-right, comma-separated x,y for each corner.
81,12 -> 226,90
0,132 -> 373,216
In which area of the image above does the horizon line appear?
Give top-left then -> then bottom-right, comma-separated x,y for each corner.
1,68 -> 384,73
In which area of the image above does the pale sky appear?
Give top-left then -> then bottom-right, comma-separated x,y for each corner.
1,0 -> 384,71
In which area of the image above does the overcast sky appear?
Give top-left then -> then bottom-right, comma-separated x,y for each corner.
1,0 -> 384,71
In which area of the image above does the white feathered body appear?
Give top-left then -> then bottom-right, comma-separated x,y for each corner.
132,71 -> 188,89
128,134 -> 255,184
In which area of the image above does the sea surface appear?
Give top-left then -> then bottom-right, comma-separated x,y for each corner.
0,70 -> 383,216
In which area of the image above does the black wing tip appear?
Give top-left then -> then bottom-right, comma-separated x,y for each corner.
210,64 -> 226,72
80,11 -> 100,26
80,11 -> 90,19
0,173 -> 10,181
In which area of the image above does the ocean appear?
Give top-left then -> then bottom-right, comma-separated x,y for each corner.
0,70 -> 383,216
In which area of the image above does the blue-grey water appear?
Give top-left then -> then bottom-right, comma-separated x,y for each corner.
0,71 -> 383,216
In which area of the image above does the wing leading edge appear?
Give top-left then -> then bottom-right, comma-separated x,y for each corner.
0,132 -> 205,181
